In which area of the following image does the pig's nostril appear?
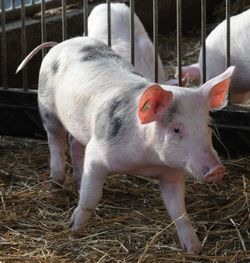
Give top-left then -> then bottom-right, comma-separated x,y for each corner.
202,165 -> 211,176
204,165 -> 225,183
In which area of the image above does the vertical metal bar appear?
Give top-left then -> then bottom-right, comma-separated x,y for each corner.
1,0 -> 8,88
153,0 -> 158,82
21,0 -> 28,90
226,0 -> 231,67
41,0 -> 47,58
130,0 -> 135,66
107,0 -> 111,46
201,0 -> 206,83
61,0 -> 67,40
176,0 -> 182,86
226,0 -> 231,102
83,0 -> 88,36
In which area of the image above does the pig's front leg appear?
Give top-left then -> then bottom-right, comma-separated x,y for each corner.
159,171 -> 202,253
70,140 -> 107,233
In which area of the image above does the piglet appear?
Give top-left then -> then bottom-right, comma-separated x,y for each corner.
179,9 -> 250,105
88,3 -> 166,83
16,37 -> 235,253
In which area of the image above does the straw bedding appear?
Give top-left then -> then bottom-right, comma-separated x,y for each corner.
0,134 -> 249,263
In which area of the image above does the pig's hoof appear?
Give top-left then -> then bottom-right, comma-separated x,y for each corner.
49,171 -> 65,187
69,206 -> 92,235
181,237 -> 202,253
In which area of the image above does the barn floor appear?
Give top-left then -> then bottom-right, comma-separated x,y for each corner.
0,134 -> 249,262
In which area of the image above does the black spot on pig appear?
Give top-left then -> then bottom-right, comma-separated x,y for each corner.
39,105 -> 64,131
52,60 -> 60,74
132,71 -> 144,78
39,105 -> 54,123
79,42 -> 146,79
160,102 -> 179,126
108,100 -> 127,138
45,112 -> 54,121
169,102 -> 179,116
80,44 -> 121,62
95,96 -> 132,141
110,117 -> 123,138
80,44 -> 109,54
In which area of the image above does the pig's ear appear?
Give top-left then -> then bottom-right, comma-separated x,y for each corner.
201,66 -> 235,110
138,84 -> 173,124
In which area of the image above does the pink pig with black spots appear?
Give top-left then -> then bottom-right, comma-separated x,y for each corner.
16,36 -> 235,253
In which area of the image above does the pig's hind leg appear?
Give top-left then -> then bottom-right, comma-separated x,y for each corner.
69,135 -> 86,186
40,109 -> 67,185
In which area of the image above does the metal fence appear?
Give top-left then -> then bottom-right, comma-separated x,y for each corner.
1,0 -> 43,11
0,0 -> 234,89
0,0 -> 249,156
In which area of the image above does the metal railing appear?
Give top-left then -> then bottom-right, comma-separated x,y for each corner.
0,0 -> 233,91
0,0 -> 250,144
1,0 -> 43,11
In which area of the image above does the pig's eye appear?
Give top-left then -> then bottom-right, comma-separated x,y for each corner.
170,123 -> 183,138
173,128 -> 180,134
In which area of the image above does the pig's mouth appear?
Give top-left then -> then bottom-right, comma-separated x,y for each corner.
203,165 -> 225,183
186,163 -> 226,183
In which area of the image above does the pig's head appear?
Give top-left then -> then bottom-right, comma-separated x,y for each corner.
138,66 -> 235,182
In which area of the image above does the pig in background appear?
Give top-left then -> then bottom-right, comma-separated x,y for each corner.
17,35 -> 235,253
88,3 -> 166,83
180,8 -> 250,106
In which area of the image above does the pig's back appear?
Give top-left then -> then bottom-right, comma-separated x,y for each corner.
88,3 -> 146,44
200,9 -> 250,91
38,37 -> 147,145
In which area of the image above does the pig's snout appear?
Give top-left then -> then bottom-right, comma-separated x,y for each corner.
203,165 -> 225,183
